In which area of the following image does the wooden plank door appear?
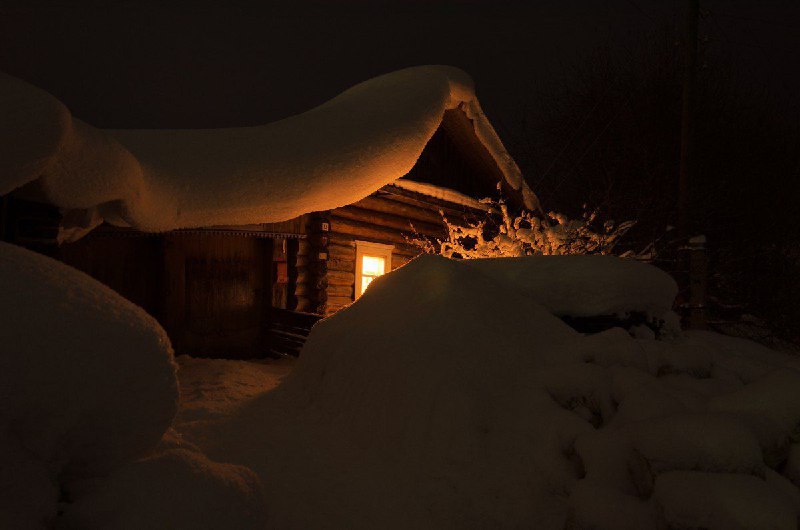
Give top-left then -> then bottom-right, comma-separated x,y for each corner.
163,234 -> 272,358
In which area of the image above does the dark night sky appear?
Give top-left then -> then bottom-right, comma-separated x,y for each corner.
1,0 -> 797,132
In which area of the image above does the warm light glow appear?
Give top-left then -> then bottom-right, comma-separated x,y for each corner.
361,255 -> 385,277
361,275 -> 375,293
360,255 -> 386,294
354,241 -> 394,299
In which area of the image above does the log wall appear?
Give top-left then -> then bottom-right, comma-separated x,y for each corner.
318,186 -> 481,315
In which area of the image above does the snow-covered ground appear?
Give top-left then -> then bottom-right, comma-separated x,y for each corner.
3,244 -> 800,529
172,254 -> 800,529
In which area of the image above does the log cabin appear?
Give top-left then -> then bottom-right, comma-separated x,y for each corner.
0,108 -> 534,359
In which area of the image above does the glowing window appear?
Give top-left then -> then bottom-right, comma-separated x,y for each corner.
354,241 -> 394,299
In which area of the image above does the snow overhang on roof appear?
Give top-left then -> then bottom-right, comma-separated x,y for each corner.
0,66 -> 538,241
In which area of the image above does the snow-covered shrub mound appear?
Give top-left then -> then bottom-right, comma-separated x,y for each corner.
61,446 -> 268,530
654,471 -> 797,529
181,254 -> 800,528
0,242 -> 178,526
463,255 -> 678,329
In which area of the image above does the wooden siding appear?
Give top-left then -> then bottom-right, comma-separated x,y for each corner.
320,186 -> 489,316
161,233 -> 272,359
59,226 -> 282,359
60,233 -> 164,319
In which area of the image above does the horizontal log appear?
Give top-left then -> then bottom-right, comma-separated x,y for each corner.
327,284 -> 354,298
327,257 -> 355,273
328,225 -> 422,257
333,205 -> 446,239
328,243 -> 355,259
327,232 -> 356,247
351,195 -> 445,225
326,295 -> 354,308
330,216 -> 415,246
327,270 -> 355,285
392,254 -> 414,269
392,244 -> 425,257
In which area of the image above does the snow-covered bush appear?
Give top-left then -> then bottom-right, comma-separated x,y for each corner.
409,199 -> 635,258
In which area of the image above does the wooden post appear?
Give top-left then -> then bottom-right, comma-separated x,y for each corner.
306,212 -> 331,315
286,238 -> 300,311
686,235 -> 708,329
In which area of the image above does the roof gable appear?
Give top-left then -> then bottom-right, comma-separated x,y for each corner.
401,106 -> 537,211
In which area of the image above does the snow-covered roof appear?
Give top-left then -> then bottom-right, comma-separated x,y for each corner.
1,66 -> 538,239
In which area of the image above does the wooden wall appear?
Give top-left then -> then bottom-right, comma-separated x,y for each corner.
160,233 -> 273,359
60,233 -> 164,319
310,186 -> 485,316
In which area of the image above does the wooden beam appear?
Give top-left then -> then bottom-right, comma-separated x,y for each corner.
330,216 -> 417,247
327,284 -> 354,298
328,243 -> 355,259
326,295 -> 354,309
328,257 -> 355,273
333,205 -> 446,239
350,195 -> 446,225
327,270 -> 355,286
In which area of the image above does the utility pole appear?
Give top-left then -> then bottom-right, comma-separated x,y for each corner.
678,0 -> 699,236
678,0 -> 707,329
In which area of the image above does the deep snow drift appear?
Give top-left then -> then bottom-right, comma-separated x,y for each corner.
0,66 -> 537,238
0,242 -> 266,530
2,241 -> 799,528
0,241 -> 177,528
177,254 -> 800,529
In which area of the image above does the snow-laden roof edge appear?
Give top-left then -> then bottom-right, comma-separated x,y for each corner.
1,66 -> 538,238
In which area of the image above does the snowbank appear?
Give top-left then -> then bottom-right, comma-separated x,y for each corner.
0,241 -> 178,527
176,254 -> 800,528
0,66 -> 537,238
0,241 -> 178,476
654,471 -> 797,529
463,254 -> 679,326
61,446 -> 268,530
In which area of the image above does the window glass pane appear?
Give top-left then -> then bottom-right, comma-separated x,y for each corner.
361,275 -> 375,294
362,255 -> 385,276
